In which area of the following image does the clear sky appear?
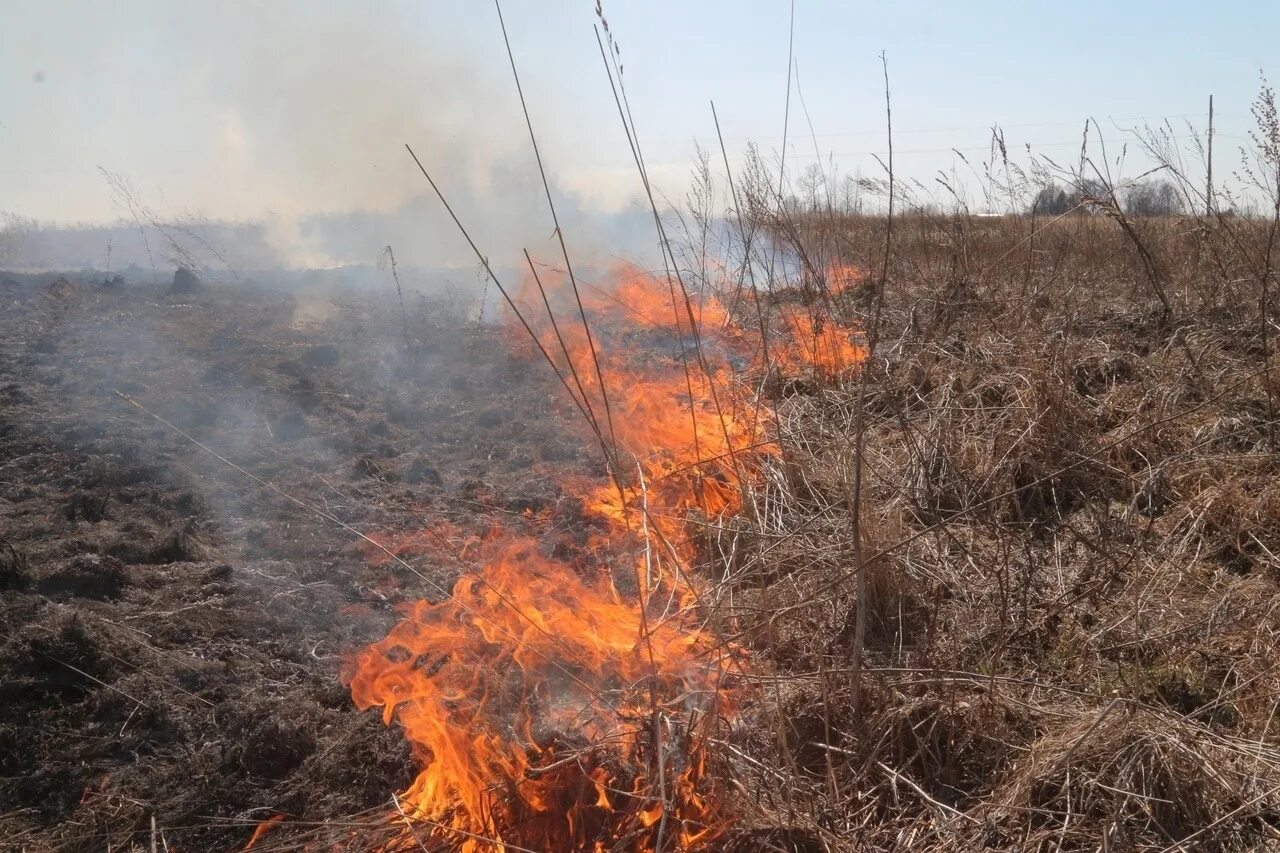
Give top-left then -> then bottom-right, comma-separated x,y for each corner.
2,0 -> 1277,227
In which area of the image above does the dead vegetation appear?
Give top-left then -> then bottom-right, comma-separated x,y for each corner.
4,206 -> 1280,851
693,85 -> 1280,847
3,17 -> 1279,847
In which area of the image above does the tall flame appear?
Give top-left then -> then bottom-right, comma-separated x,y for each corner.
344,262 -> 864,851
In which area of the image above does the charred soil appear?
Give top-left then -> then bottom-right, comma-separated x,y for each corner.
0,273 -> 586,851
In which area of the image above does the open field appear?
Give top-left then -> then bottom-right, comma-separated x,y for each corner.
4,2 -> 1279,850
3,200 -> 1280,852
713,209 -> 1280,850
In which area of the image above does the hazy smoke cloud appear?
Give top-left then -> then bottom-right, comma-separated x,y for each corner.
2,2 -> 660,277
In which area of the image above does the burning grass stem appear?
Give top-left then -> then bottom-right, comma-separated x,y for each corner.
633,464 -> 672,853
589,24 -> 709,516
522,249 -> 606,446
592,24 -> 749,517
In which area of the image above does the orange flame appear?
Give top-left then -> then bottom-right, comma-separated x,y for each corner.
243,814 -> 285,850
349,528 -> 730,850
344,261 -> 864,851
826,262 -> 865,294
775,310 -> 866,379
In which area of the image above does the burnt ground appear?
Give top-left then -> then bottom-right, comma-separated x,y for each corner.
0,272 -> 588,851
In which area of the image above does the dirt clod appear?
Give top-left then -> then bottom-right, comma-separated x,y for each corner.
36,553 -> 128,601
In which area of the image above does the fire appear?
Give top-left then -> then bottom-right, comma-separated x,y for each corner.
243,813 -> 284,850
825,262 -> 865,295
348,528 -> 729,851
775,310 -> 866,379
342,261 -> 864,851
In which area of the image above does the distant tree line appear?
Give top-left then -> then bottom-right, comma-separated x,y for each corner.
1030,179 -> 1186,217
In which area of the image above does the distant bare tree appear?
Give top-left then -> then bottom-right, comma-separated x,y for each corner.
1030,183 -> 1071,215
1029,180 -> 1110,216
1122,178 -> 1186,216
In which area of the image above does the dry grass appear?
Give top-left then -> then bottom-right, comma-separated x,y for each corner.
693,186 -> 1280,849
11,48 -> 1276,850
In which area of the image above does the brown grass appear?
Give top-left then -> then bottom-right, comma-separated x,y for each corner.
697,190 -> 1280,849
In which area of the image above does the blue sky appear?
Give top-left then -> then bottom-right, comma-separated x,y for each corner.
2,0 -> 1276,226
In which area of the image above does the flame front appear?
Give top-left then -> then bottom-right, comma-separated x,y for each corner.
349,530 -> 726,850
346,262 -> 863,851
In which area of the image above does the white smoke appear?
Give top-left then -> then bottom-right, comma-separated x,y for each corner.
2,2 -> 663,276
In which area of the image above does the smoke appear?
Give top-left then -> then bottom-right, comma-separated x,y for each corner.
2,2 -> 662,278
211,4 -> 520,225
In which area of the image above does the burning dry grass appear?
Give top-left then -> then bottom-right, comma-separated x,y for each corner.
6,208 -> 1280,852
325,254 -> 867,851
288,182 -> 1280,850
6,73 -> 1280,850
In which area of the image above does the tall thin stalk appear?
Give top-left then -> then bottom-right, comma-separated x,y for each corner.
382,245 -> 412,353
846,51 -> 895,716
493,0 -> 621,475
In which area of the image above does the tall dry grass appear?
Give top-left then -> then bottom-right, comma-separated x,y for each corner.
692,81 -> 1280,852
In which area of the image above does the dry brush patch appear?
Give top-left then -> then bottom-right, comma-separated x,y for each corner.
696,204 -> 1280,850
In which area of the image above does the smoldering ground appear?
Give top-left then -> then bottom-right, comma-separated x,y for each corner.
0,263 -> 605,850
